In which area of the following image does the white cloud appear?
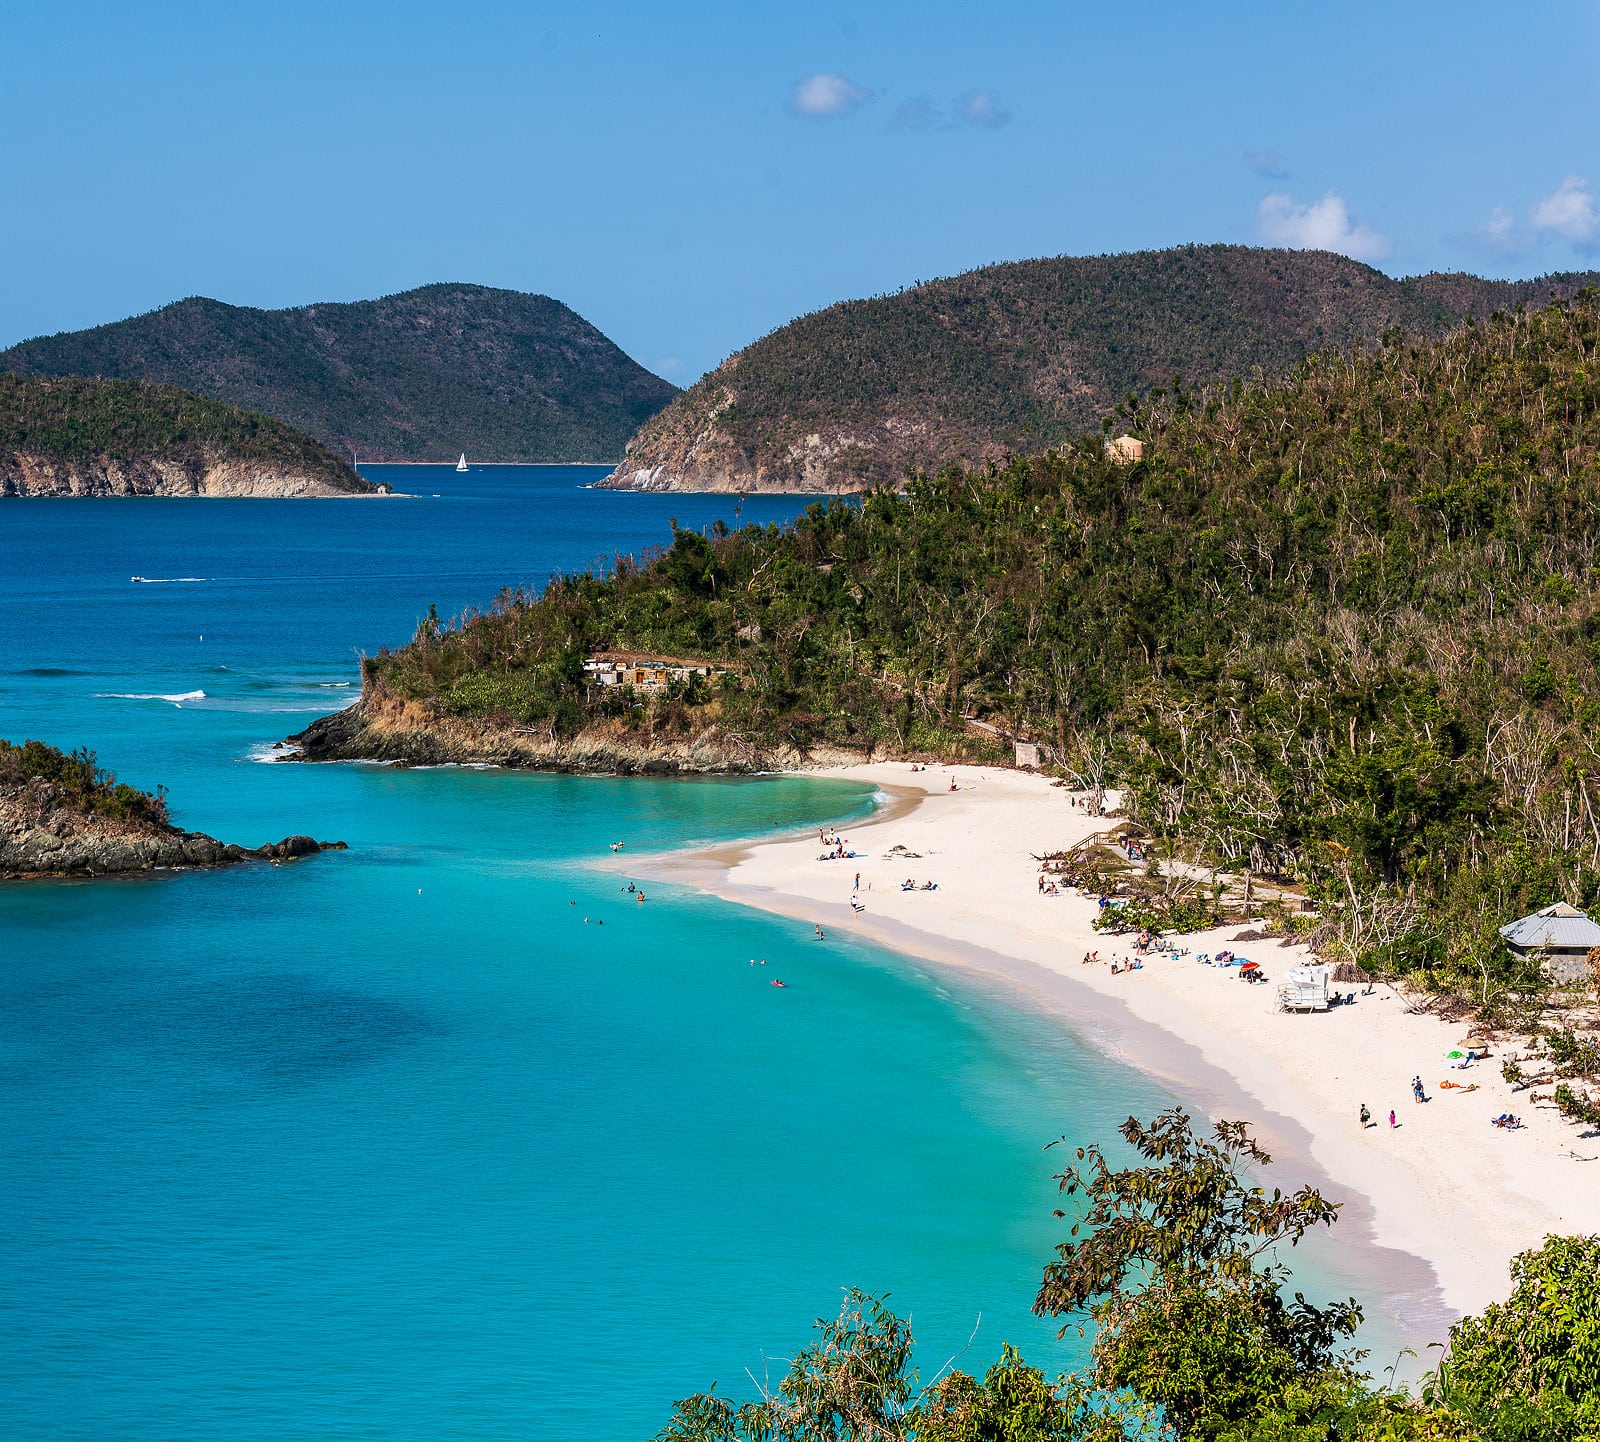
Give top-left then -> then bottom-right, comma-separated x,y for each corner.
958,90 -> 1010,128
1257,190 -> 1391,262
1477,204 -> 1524,255
1484,206 -> 1515,245
1531,175 -> 1598,245
1246,148 -> 1289,180
790,73 -> 868,118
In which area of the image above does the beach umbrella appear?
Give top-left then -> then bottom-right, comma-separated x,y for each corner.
1447,1050 -> 1465,1058
1240,962 -> 1260,972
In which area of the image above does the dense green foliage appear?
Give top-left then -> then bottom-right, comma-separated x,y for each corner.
369,297 -> 1600,1000
655,1288 -> 1152,1442
0,373 -> 369,489
0,738 -> 170,826
617,246 -> 1600,491
656,1110 -> 1600,1440
1035,1110 -> 1362,1439
1439,1235 -> 1600,1433
0,283 -> 678,462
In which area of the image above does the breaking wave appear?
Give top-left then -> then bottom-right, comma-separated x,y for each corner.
98,689 -> 207,704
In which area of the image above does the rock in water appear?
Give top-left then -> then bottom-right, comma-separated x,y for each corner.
0,740 -> 346,879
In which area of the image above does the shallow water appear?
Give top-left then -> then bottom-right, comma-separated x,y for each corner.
1,467 -> 1391,1439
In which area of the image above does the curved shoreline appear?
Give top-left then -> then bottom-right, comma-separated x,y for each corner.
627,762 -> 1600,1359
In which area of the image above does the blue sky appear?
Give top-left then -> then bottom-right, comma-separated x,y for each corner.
3,0 -> 1598,381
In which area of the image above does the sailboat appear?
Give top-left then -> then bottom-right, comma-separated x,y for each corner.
456,453 -> 469,472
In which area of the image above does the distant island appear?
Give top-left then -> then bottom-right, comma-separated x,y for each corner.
0,739 -> 346,877
602,244 -> 1600,493
0,373 -> 377,497
0,283 -> 679,464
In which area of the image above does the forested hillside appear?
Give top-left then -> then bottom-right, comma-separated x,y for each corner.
604,245 -> 1600,492
0,373 -> 373,495
0,284 -> 678,462
340,296 -> 1600,1000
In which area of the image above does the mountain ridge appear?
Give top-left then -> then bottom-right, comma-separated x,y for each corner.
601,245 -> 1600,493
0,284 -> 679,463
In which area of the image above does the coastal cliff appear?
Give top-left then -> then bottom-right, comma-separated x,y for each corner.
0,373 -> 379,497
0,739 -> 346,878
287,691 -> 867,773
0,451 -> 376,498
600,245 -> 1600,493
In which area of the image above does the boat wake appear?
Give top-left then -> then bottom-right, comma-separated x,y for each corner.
131,576 -> 208,584
98,689 -> 207,704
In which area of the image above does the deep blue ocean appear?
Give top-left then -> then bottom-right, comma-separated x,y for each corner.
1,467 -> 1373,1439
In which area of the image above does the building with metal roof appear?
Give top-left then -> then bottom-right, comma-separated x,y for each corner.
1499,902 -> 1600,982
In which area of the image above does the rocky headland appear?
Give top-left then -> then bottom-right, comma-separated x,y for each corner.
0,373 -> 380,498
287,691 -> 866,774
0,739 -> 346,878
0,451 -> 380,498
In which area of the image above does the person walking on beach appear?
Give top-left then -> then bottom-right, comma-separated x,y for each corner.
1359,1104 -> 1371,1128
1388,1109 -> 1398,1129
854,872 -> 860,891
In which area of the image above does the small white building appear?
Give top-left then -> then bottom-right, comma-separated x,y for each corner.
1499,902 -> 1600,983
1279,964 -> 1332,1013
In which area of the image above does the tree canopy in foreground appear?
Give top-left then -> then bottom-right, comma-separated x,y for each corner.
654,1110 -> 1600,1441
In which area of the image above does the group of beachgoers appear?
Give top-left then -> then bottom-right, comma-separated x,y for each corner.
1356,1050 -> 1522,1132
817,830 -> 858,861
1080,949 -> 1145,975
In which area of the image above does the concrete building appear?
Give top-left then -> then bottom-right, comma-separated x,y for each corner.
583,655 -> 726,692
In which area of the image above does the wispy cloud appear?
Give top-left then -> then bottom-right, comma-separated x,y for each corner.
1479,205 -> 1524,255
790,72 -> 868,118
1531,175 -> 1598,246
1246,148 -> 1289,180
894,96 -> 938,131
1257,190 -> 1391,263
957,90 -> 1010,128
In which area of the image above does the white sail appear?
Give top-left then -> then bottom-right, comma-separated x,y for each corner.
456,453 -> 469,472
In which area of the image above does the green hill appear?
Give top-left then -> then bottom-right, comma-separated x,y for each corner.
0,284 -> 678,463
603,245 -> 1600,491
0,373 -> 374,495
329,295 -> 1600,1004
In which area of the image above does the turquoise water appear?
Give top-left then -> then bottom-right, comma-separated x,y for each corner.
0,468 -> 1370,1439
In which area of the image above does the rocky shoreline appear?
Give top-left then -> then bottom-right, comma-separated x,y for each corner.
285,692 -> 869,774
0,451 -> 382,498
1,778 -> 346,879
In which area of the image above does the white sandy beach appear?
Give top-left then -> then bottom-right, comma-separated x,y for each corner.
646,763 -> 1600,1338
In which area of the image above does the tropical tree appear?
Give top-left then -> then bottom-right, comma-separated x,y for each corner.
1034,1108 -> 1364,1439
1434,1234 -> 1600,1436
